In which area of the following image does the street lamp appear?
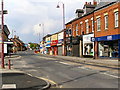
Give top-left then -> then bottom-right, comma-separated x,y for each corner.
39,24 -> 44,38
56,1 -> 65,29
56,1 -> 66,56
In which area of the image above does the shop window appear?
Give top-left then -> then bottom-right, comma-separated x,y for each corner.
115,12 -> 118,28
86,22 -> 89,34
84,43 -> 93,56
76,23 -> 78,35
105,15 -> 108,30
98,41 -> 118,58
97,18 -> 101,31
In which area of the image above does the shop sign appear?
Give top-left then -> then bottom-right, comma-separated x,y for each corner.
58,39 -> 63,44
107,36 -> 112,40
72,36 -> 80,44
91,37 -> 95,42
50,40 -> 58,46
83,34 -> 94,43
58,32 -> 63,40
46,37 -> 51,42
95,34 -> 120,41
51,34 -> 58,41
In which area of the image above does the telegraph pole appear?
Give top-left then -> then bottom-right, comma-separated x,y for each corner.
1,0 -> 4,68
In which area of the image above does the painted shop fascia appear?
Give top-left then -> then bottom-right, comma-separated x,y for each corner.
95,34 -> 120,58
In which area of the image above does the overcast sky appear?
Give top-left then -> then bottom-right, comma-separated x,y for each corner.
2,0 -> 93,43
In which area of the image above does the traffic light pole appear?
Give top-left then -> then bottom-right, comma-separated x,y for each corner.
1,0 -> 4,68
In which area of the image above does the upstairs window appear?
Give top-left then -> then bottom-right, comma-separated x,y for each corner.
92,19 -> 94,32
105,15 -> 108,30
86,21 -> 89,34
81,23 -> 83,35
69,26 -> 71,36
97,18 -> 101,31
76,23 -> 78,35
115,12 -> 118,28
72,25 -> 74,37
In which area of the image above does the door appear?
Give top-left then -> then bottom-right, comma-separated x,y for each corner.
58,46 -> 62,56
72,44 -> 79,57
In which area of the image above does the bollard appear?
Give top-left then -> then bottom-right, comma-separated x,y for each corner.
9,59 -> 11,70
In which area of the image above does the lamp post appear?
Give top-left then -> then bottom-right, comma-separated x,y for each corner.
1,0 -> 8,68
39,24 -> 44,38
56,1 -> 65,29
56,1 -> 65,56
1,0 -> 4,68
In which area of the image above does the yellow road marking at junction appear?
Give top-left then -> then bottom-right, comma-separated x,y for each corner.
39,77 -> 59,87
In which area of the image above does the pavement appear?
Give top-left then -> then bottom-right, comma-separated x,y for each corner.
0,54 -> 51,90
38,53 -> 119,69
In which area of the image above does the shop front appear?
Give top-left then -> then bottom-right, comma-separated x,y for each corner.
83,34 -> 94,57
95,34 -> 120,58
46,41 -> 51,54
57,31 -> 64,56
72,36 -> 81,57
66,36 -> 72,56
57,39 -> 63,56
50,40 -> 58,55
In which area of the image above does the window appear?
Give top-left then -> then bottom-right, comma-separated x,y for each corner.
81,23 -> 83,35
69,26 -> 71,36
97,18 -> 101,31
105,15 -> 108,30
115,12 -> 118,28
76,23 -> 78,35
72,25 -> 74,36
92,20 -> 94,32
86,22 -> 89,34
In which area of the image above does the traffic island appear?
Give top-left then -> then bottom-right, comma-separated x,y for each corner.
1,72 -> 50,90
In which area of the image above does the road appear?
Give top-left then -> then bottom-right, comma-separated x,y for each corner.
13,51 -> 119,88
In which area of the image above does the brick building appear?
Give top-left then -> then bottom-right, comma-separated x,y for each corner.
94,1 -> 120,59
65,1 -> 97,57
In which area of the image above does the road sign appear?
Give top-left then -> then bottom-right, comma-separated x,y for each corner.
91,37 -> 95,42
0,10 -> 8,14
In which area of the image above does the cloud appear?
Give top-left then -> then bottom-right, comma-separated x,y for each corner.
4,0 -> 93,43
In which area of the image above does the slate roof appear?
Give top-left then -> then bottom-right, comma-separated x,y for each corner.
94,1 -> 118,11
15,38 -> 24,44
0,25 -> 10,36
12,38 -> 20,44
65,0 -> 119,25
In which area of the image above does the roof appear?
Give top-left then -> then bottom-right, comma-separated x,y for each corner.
65,10 -> 94,25
11,38 -> 20,44
94,0 -> 118,11
65,0 -> 119,25
75,9 -> 84,13
0,25 -> 10,36
83,4 -> 96,9
15,38 -> 24,44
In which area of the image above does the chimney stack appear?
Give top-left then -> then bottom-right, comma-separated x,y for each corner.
17,36 -> 19,39
93,0 -> 97,5
14,35 -> 16,38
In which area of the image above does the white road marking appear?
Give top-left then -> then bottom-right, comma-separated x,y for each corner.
100,72 -> 119,78
59,62 -> 71,65
78,67 -> 91,70
2,84 -> 16,89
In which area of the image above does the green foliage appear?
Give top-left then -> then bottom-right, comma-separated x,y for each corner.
29,42 -> 39,50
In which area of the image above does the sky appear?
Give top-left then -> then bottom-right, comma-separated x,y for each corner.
2,0 -> 94,43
